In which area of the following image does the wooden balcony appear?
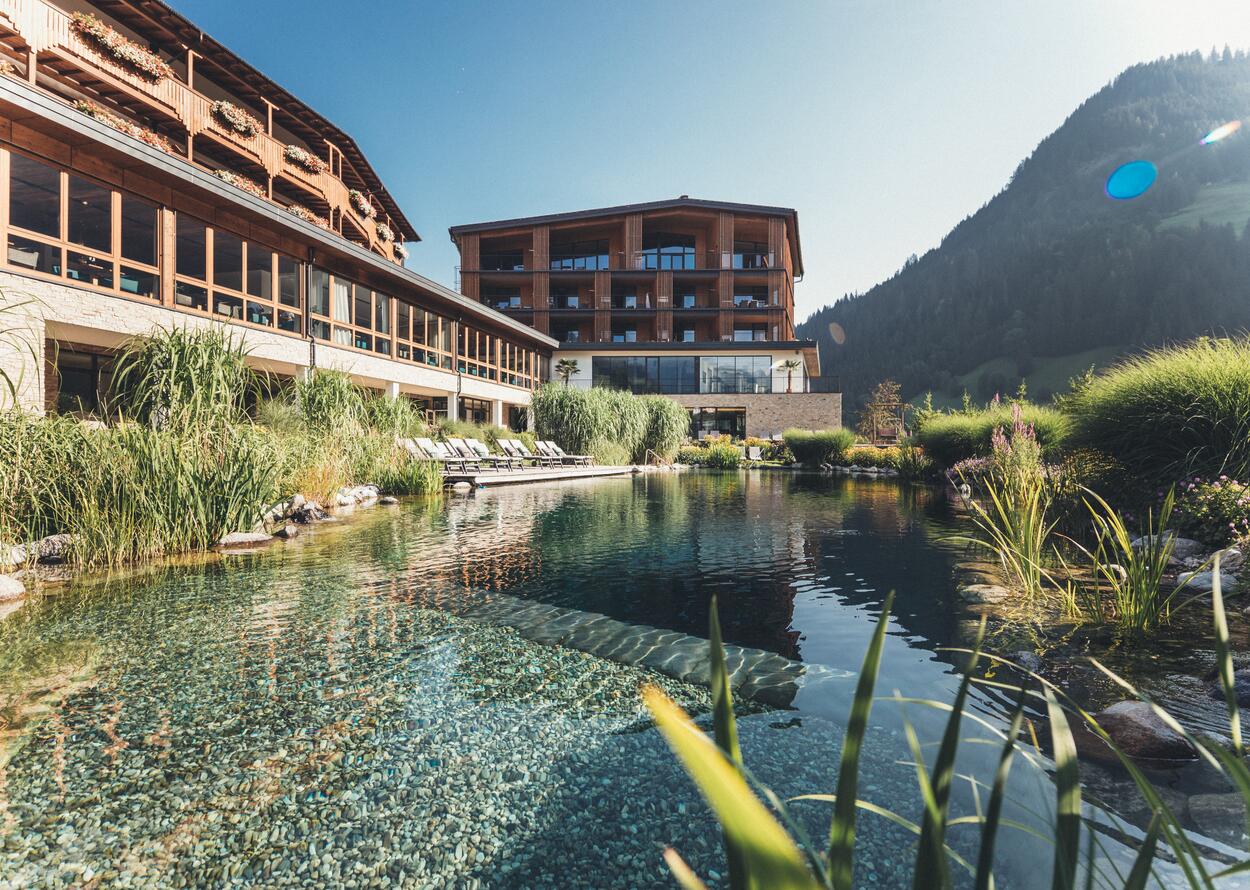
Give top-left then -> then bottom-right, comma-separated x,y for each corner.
0,0 -> 405,264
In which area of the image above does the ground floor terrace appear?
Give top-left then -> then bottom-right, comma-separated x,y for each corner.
0,270 -> 539,426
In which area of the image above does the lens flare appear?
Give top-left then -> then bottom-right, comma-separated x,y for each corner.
828,322 -> 846,345
1202,120 -> 1242,145
1105,160 -> 1157,200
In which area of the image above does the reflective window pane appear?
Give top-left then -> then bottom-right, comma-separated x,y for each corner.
246,301 -> 273,327
120,266 -> 158,299
175,280 -> 208,311
354,284 -> 371,329
66,251 -> 113,288
68,176 -> 111,252
120,195 -> 157,265
213,231 -> 243,291
278,256 -> 300,307
309,268 -> 330,316
10,154 -> 60,237
213,292 -> 244,320
7,234 -> 60,274
247,245 -> 272,299
278,309 -> 300,333
176,216 -> 207,280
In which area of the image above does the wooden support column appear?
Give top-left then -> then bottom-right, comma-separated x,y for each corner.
624,214 -> 643,268
159,207 -> 176,307
717,212 -> 734,268
26,49 -> 36,84
532,225 -> 549,271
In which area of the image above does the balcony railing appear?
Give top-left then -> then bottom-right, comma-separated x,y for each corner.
0,0 -> 405,264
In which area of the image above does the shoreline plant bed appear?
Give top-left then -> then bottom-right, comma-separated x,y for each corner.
783,427 -> 855,468
531,384 -> 688,465
914,402 -> 1069,468
1,330 -> 440,571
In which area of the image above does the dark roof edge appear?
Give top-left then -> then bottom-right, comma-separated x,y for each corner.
0,79 -> 553,348
554,339 -> 818,351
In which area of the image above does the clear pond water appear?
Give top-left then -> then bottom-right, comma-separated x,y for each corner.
0,471 -> 1229,888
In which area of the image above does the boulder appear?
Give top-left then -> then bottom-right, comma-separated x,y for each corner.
1093,701 -> 1196,762
379,496 -> 399,505
335,490 -> 357,507
3,544 -> 27,567
451,481 -> 472,493
1010,650 -> 1044,673
272,524 -> 299,540
35,534 -> 75,564
217,532 -> 273,548
1220,548 -> 1245,571
1177,570 -> 1239,593
292,502 -> 329,524
1132,533 -> 1203,559
956,584 -> 1011,605
0,575 -> 25,602
1205,668 -> 1250,706
289,493 -> 306,511
1188,793 -> 1248,847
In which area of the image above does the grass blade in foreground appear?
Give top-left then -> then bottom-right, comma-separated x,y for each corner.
643,687 -> 821,889
829,591 -> 894,890
1044,687 -> 1081,890
975,690 -> 1027,890
1124,817 -> 1161,890
708,597 -> 749,890
1210,554 -> 1243,757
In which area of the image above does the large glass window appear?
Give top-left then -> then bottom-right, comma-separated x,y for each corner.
120,195 -> 157,265
552,287 -> 580,309
641,233 -> 696,270
733,324 -> 768,342
732,240 -> 769,269
550,239 -> 608,271
592,356 -> 698,394
213,230 -> 243,292
68,175 -> 111,252
690,408 -> 746,440
247,244 -> 272,299
481,285 -> 521,311
176,215 -> 207,280
9,153 -> 60,237
480,249 -> 524,271
733,286 -> 768,308
309,268 -> 330,316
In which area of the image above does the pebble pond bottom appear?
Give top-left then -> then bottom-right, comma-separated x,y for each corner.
0,476 -> 934,889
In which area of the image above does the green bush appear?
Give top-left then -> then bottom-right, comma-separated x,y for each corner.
783,428 -> 855,467
532,384 -> 688,463
295,369 -> 364,434
914,404 -> 1069,468
840,445 -> 901,469
588,437 -> 632,466
363,394 -> 426,438
676,444 -> 706,465
1066,337 -> 1250,483
702,442 -> 742,469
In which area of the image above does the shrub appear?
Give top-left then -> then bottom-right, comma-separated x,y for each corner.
639,396 -> 689,462
532,384 -> 684,463
676,444 -> 706,465
783,428 -> 855,468
1175,476 -> 1250,546
840,445 -> 901,470
588,438 -> 632,467
362,394 -> 426,438
702,442 -> 742,469
914,404 -> 1069,468
295,369 -> 363,433
1066,337 -> 1250,484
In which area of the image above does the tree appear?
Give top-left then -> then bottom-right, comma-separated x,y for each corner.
857,379 -> 903,443
554,358 -> 579,388
779,358 -> 802,393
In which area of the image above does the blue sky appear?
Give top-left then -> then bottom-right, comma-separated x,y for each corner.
174,0 -> 1250,322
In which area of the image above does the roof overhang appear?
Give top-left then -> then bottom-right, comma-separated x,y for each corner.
0,78 -> 554,349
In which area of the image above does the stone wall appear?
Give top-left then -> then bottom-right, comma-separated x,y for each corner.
0,271 -> 533,413
666,392 -> 842,438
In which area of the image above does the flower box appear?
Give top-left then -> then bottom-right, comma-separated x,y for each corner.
75,100 -> 174,155
71,12 -> 173,82
286,203 -> 330,230
348,189 -> 377,220
283,144 -> 326,175
211,100 -> 262,139
213,169 -> 267,199
375,222 -> 394,244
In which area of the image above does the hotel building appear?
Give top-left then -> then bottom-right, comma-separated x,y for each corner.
0,0 -> 554,428
450,199 -> 841,438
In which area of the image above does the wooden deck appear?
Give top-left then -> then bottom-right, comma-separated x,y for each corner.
444,465 -> 636,487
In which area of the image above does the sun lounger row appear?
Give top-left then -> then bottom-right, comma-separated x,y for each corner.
399,437 -> 597,474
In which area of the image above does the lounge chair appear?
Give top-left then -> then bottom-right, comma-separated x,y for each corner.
509,439 -> 559,468
465,437 -> 523,471
444,437 -> 494,472
747,445 -> 762,465
496,438 -> 536,467
415,437 -> 475,473
542,441 -> 594,466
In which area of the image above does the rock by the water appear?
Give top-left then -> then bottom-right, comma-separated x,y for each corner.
292,502 -> 329,524
1010,650 -> 1043,673
0,575 -> 24,602
1206,668 -> 1250,706
451,481 -> 472,492
1094,701 -> 1196,762
380,496 -> 399,505
3,544 -> 26,567
1220,548 -> 1245,571
1177,570 -> 1239,593
273,524 -> 299,540
1132,533 -> 1203,559
956,584 -> 1011,605
35,534 -> 74,563
1188,793 -> 1248,847
217,532 -> 273,548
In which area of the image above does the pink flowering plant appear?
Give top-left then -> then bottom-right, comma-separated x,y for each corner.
212,168 -> 266,199
1173,475 -> 1250,546
375,222 -> 394,244
349,189 -> 377,220
74,100 -> 174,154
285,203 -> 329,230
72,12 -> 173,81
283,145 -> 326,175
210,101 -> 262,138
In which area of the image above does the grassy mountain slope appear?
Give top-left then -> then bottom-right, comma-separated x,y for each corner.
799,50 -> 1250,414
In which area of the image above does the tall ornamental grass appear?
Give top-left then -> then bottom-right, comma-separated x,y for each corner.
1066,337 -> 1250,484
914,404 -> 1069,469
648,571 -> 1250,889
531,384 -> 690,464
783,428 -> 855,468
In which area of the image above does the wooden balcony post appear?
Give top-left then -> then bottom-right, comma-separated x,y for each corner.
26,49 -> 36,84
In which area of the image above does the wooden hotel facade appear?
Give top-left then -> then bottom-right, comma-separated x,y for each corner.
0,0 -> 554,425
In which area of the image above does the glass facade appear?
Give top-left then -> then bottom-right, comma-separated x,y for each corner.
550,239 -> 608,270
640,233 -> 696,270
592,355 -> 771,395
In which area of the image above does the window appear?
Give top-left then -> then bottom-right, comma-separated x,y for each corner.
552,287 -> 580,309
550,239 -> 609,271
9,153 -> 59,237
592,356 -> 698,394
247,244 -> 272,299
611,325 -> 637,343
309,268 -> 330,316
121,195 -> 157,266
641,233 -> 696,270
482,285 -> 521,311
68,175 -> 111,252
676,291 -> 697,309
55,349 -> 112,415
733,286 -> 768,308
690,408 -> 746,440
480,249 -> 524,271
700,356 -> 771,393
733,240 -> 770,269
3,150 -> 160,301
680,328 -> 696,343
176,215 -> 207,280
612,286 -> 638,309
733,324 -> 768,342
213,231 -> 243,292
